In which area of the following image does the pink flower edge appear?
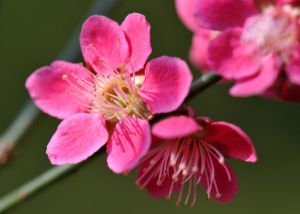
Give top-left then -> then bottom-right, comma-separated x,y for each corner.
139,56 -> 192,114
46,113 -> 108,165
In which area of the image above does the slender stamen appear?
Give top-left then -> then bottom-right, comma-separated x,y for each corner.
166,181 -> 175,200
137,134 -> 230,206
176,183 -> 184,206
184,178 -> 193,206
62,74 -> 94,110
204,142 -> 225,164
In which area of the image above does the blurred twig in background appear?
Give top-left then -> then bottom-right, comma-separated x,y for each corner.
0,0 -> 119,164
0,102 -> 38,164
0,165 -> 77,212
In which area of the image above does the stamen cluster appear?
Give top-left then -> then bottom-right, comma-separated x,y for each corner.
137,136 -> 231,206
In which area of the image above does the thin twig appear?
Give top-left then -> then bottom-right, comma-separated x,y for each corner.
186,72 -> 221,101
0,0 -> 119,164
0,165 -> 78,212
0,71 -> 221,213
0,102 -> 38,164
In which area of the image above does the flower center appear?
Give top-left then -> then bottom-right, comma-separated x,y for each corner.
63,69 -> 152,123
136,136 -> 231,206
91,72 -> 152,122
241,5 -> 299,60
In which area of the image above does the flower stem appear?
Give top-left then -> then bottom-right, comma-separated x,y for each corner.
0,102 -> 38,164
186,72 -> 221,101
0,0 -> 119,164
0,165 -> 78,213
0,71 -> 221,213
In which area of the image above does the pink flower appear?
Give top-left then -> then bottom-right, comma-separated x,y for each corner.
136,115 -> 257,206
195,0 -> 300,102
175,0 -> 218,72
26,13 -> 192,173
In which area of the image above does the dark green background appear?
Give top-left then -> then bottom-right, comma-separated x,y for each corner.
1,0 -> 300,213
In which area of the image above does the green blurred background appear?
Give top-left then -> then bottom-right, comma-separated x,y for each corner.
1,0 -> 300,213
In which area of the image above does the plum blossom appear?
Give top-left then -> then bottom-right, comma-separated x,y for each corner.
195,0 -> 300,102
26,13 -> 192,173
175,0 -> 218,72
136,115 -> 257,206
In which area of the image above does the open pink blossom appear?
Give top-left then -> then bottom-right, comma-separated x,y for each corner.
195,0 -> 300,102
175,0 -> 218,72
136,115 -> 257,206
26,13 -> 192,173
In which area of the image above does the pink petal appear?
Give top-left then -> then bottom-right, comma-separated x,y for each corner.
107,117 -> 151,174
230,55 -> 280,96
80,15 -> 129,75
46,113 -> 108,165
190,32 -> 214,71
152,116 -> 202,140
139,56 -> 192,114
25,61 -> 91,119
209,28 -> 260,80
286,46 -> 300,85
204,122 -> 257,162
195,0 -> 258,31
121,13 -> 152,73
175,0 -> 200,32
199,158 -> 238,203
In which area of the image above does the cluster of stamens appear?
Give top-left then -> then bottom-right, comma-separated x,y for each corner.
63,67 -> 152,123
136,136 -> 232,207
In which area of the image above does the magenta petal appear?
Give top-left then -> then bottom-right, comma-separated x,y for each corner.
175,0 -> 200,32
190,32 -> 213,71
195,0 -> 258,31
286,46 -> 300,85
46,113 -> 108,165
209,28 -> 260,80
121,13 -> 152,73
137,161 -> 180,198
139,56 -> 192,114
152,116 -> 202,140
230,55 -> 280,96
275,0 -> 296,4
200,158 -> 238,203
266,76 -> 300,103
80,15 -> 129,75
142,176 -> 175,199
107,117 -> 151,174
204,122 -> 257,162
277,84 -> 300,103
25,61 -> 91,119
